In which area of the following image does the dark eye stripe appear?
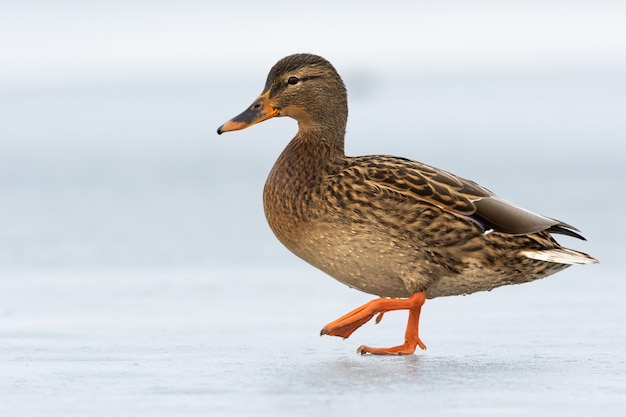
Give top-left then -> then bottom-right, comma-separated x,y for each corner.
269,75 -> 321,97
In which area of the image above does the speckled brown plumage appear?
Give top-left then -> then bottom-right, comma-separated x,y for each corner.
217,53 -> 597,354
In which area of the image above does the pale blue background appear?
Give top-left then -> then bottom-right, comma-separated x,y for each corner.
1,1 -> 625,416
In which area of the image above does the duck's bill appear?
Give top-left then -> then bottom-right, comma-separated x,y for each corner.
217,91 -> 279,134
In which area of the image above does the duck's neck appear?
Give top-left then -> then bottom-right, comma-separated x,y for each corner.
296,122 -> 345,158
294,101 -> 347,153
282,123 -> 346,176
265,124 -> 346,202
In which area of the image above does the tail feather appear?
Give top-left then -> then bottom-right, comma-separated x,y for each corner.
546,224 -> 586,241
520,248 -> 599,265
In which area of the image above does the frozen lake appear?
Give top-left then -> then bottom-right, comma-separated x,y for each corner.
1,71 -> 625,416
2,266 -> 625,416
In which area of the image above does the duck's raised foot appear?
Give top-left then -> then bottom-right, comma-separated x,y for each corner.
320,302 -> 378,339
321,291 -> 427,355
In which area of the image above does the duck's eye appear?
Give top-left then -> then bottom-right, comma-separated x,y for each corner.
287,76 -> 300,85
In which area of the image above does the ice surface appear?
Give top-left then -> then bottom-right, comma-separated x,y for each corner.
1,266 -> 624,416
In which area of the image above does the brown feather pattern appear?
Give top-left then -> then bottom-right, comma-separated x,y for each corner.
223,53 -> 597,300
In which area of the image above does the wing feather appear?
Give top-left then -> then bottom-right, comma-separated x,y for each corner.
343,155 -> 585,240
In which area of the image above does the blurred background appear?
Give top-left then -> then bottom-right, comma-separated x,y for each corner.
2,1 -> 625,415
1,0 -> 624,273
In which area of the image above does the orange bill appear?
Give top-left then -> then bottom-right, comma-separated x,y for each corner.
217,91 -> 279,134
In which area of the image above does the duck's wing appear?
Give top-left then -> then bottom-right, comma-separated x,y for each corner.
344,155 -> 585,240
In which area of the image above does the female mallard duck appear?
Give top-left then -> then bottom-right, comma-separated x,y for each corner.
217,53 -> 598,355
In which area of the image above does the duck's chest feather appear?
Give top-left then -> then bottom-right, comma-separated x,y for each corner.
262,138 -> 338,250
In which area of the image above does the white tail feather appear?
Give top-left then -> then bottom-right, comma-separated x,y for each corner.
520,248 -> 599,265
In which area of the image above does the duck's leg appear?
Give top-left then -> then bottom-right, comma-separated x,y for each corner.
320,291 -> 427,355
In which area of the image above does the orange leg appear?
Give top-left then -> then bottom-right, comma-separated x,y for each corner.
320,292 -> 427,355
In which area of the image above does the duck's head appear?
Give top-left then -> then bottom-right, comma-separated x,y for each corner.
217,53 -> 348,135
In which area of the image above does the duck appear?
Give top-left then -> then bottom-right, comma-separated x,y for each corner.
217,53 -> 598,355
